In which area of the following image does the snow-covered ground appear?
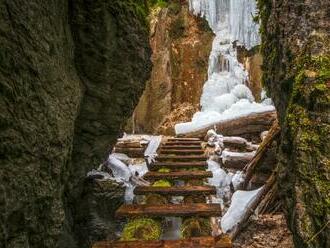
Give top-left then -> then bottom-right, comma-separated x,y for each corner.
176,0 -> 274,135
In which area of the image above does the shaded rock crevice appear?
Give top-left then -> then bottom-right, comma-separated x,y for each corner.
0,0 -> 152,247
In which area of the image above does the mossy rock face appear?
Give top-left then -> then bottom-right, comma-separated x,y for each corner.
121,218 -> 162,241
180,218 -> 212,238
152,179 -> 172,187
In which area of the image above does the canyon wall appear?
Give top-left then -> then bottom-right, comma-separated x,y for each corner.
128,2 -> 264,136
126,2 -> 214,135
258,0 -> 329,247
0,0 -> 151,247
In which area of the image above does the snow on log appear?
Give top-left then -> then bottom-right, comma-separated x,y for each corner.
177,110 -> 277,138
221,150 -> 256,170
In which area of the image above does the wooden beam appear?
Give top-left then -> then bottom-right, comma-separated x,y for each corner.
160,145 -> 202,150
242,120 -> 280,189
164,141 -> 202,145
115,203 -> 222,218
144,171 -> 213,181
92,236 -> 232,248
150,161 -> 207,171
134,186 -> 217,196
159,149 -> 205,155
167,138 -> 202,141
156,155 -> 207,162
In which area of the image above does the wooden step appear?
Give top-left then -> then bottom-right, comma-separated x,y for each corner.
115,203 -> 222,218
150,161 -> 207,171
159,149 -> 204,155
156,155 -> 207,162
134,185 -> 216,196
164,141 -> 202,145
161,145 -> 202,150
144,171 -> 212,181
167,138 -> 202,141
92,236 -> 232,248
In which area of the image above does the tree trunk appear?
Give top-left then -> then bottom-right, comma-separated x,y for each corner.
258,0 -> 330,247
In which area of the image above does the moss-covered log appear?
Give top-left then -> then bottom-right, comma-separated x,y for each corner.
257,0 -> 330,247
180,218 -> 212,238
121,218 -> 162,241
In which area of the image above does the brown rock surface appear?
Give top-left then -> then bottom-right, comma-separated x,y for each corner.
127,3 -> 214,135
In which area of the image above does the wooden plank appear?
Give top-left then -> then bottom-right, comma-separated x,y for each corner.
150,161 -> 207,171
161,145 -> 202,149
144,171 -> 213,180
159,149 -> 204,155
156,155 -> 207,162
167,138 -> 202,141
164,141 -> 202,145
134,185 -> 217,196
92,236 -> 232,248
179,110 -> 277,138
115,203 -> 222,218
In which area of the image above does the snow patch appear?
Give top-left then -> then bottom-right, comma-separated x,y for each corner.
221,187 -> 263,233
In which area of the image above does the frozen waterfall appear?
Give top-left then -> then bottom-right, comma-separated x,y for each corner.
176,0 -> 274,135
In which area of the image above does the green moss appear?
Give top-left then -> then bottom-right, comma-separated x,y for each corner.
158,167 -> 171,173
286,55 -> 330,220
121,218 -> 162,241
180,218 -> 212,238
152,179 -> 172,187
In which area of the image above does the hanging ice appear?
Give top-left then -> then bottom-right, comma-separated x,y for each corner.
176,0 -> 274,135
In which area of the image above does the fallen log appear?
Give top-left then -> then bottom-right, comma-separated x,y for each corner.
242,120 -> 280,189
179,110 -> 277,138
221,151 -> 255,170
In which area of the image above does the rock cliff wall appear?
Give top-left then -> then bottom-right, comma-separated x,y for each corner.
0,0 -> 151,247
258,0 -> 329,247
127,2 -> 214,135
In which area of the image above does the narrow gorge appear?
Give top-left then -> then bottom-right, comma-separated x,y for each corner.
0,1 -> 329,248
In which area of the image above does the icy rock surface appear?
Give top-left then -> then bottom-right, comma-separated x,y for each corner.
176,0 -> 274,135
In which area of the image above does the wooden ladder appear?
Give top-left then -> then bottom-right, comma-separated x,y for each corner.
93,137 -> 232,248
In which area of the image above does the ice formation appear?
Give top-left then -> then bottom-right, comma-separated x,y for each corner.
176,0 -> 274,135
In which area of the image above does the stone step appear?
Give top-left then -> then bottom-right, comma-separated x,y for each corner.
159,149 -> 205,155
115,203 -> 222,218
92,236 -> 232,248
150,161 -> 208,171
156,155 -> 207,162
144,171 -> 212,181
134,185 -> 217,196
